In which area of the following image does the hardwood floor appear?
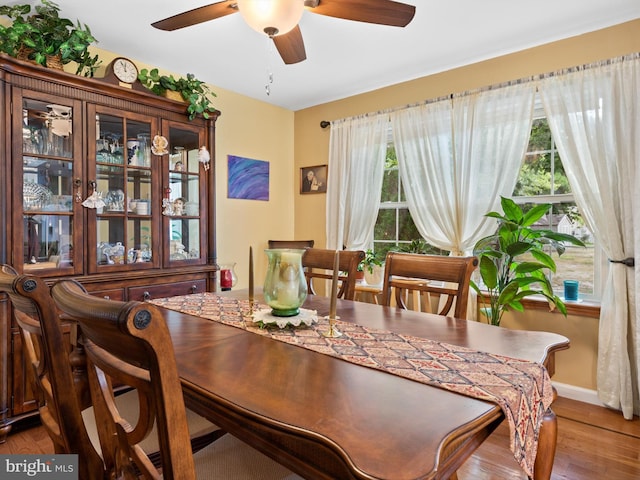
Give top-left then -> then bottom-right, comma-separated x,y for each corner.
1,397 -> 639,479
458,396 -> 640,479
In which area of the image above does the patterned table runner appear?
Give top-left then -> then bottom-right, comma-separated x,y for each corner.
151,293 -> 553,477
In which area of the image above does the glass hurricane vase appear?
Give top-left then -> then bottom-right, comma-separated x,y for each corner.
263,248 -> 308,317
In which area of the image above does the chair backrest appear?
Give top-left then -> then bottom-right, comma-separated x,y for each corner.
380,253 -> 478,318
268,239 -> 315,249
0,266 -> 104,479
302,248 -> 365,301
51,279 -> 197,480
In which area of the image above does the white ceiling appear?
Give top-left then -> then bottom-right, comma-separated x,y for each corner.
25,1 -> 640,110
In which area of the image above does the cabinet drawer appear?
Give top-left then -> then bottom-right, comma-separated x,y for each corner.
128,280 -> 206,301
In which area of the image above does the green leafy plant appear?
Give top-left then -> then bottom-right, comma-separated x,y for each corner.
358,249 -> 383,274
0,0 -> 100,76
397,238 -> 449,256
138,68 -> 217,121
471,196 -> 585,326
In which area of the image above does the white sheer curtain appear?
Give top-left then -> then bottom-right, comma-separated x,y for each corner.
326,114 -> 388,250
539,54 -> 640,419
389,83 -> 536,255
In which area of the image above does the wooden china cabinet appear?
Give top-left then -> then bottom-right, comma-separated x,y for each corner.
0,55 -> 219,440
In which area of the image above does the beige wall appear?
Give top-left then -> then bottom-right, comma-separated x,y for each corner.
500,309 -> 600,390
212,90 -> 295,288
293,19 -> 640,392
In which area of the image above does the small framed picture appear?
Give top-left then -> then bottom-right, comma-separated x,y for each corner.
300,164 -> 327,194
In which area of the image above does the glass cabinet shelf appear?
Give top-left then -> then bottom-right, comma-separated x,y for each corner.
21,97 -> 77,273
164,125 -> 203,263
93,111 -> 155,269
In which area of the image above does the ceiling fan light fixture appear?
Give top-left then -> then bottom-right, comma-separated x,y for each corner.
237,0 -> 304,37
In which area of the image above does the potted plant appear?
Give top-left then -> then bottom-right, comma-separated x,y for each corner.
0,0 -> 100,76
398,238 -> 448,255
358,249 -> 384,285
138,68 -> 217,121
471,196 -> 585,326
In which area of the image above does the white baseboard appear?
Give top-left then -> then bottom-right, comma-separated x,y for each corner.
552,382 -> 604,406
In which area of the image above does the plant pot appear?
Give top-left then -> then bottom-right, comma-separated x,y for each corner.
364,264 -> 384,286
163,90 -> 185,102
17,47 -> 63,70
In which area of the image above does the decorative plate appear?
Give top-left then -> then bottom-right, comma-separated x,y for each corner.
252,308 -> 318,329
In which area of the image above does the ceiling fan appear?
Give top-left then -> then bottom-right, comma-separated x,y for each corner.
152,0 -> 416,65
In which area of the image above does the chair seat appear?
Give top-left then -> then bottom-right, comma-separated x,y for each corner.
82,389 -> 220,457
192,434 -> 304,479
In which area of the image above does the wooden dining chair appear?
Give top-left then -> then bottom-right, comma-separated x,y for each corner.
0,266 -> 106,479
302,248 -> 365,301
380,252 -> 478,319
268,239 -> 315,249
0,266 -> 220,480
51,279 -> 303,480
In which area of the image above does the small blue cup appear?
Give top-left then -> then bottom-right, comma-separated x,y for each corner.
563,280 -> 579,301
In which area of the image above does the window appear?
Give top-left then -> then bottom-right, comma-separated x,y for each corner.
373,97 -> 603,300
513,97 -> 600,299
374,145 -> 447,258
374,146 -> 414,256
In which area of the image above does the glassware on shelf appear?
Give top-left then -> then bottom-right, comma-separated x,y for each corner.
137,134 -> 151,167
184,201 -> 198,216
104,189 -> 125,211
126,139 -> 139,165
22,100 -> 74,158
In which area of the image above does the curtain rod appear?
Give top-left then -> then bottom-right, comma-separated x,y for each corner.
319,52 -> 639,128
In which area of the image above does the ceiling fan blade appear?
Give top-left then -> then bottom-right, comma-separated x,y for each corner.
306,0 -> 415,27
152,1 -> 238,31
272,26 -> 307,65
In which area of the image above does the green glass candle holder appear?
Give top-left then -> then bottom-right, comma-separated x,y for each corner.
263,248 -> 308,317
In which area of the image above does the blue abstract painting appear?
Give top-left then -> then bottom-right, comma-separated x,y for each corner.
227,155 -> 269,201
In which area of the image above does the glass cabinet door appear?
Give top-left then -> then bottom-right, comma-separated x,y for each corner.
164,123 -> 206,265
89,107 -> 159,273
19,94 -> 82,275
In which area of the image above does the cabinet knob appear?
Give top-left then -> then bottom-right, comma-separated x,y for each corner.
143,291 -> 151,301
190,284 -> 198,294
103,295 -> 110,300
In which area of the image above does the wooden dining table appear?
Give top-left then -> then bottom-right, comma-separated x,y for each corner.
157,291 -> 569,480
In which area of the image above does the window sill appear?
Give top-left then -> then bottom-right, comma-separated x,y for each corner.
478,293 -> 601,319
521,297 -> 600,318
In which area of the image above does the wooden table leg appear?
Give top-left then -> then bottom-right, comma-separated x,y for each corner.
532,406 -> 558,480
